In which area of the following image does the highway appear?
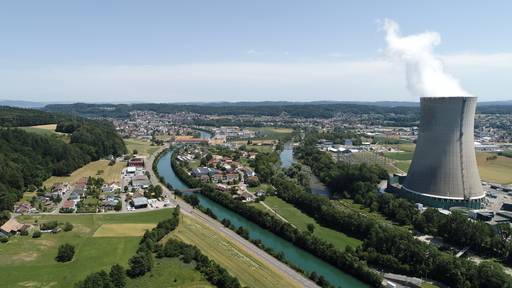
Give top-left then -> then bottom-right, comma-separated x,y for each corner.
146,146 -> 319,288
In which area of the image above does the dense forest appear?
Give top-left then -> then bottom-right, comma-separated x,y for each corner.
0,108 -> 126,212
44,102 -> 512,120
0,106 -> 73,126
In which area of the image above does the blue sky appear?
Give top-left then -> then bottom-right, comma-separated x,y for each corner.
0,1 -> 511,102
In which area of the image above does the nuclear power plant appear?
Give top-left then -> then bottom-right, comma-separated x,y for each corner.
399,96 -> 485,209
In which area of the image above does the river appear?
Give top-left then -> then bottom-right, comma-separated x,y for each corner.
156,145 -> 368,287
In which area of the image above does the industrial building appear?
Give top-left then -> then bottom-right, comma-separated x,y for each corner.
394,97 -> 485,209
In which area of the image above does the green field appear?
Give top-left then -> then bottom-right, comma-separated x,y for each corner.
395,160 -> 411,173
124,138 -> 159,156
126,257 -> 212,288
252,196 -> 361,250
246,144 -> 274,153
44,159 -> 125,186
19,124 -> 70,142
0,209 -> 173,288
384,152 -> 414,161
247,127 -> 294,140
168,215 -> 302,288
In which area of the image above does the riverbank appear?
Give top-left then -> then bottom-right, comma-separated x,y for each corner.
151,148 -> 318,287
164,148 -> 374,287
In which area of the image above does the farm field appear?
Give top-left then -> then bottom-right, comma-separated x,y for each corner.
252,196 -> 361,250
168,214 -> 302,288
43,159 -> 125,186
476,152 -> 512,184
124,138 -> 159,156
126,257 -> 212,288
0,209 -> 172,288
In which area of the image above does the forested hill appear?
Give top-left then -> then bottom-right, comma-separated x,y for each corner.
44,102 -> 419,118
0,107 -> 127,212
0,106 -> 72,126
44,102 -> 512,119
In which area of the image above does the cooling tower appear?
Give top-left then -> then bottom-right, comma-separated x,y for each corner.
401,96 -> 484,209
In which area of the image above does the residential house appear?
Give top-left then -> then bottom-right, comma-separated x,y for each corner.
0,218 -> 28,235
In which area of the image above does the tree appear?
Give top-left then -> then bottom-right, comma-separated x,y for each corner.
75,270 -> 114,288
307,223 -> 316,233
127,252 -> 152,278
56,243 -> 75,262
132,149 -> 138,155
63,222 -> 74,232
114,201 -> 122,211
109,264 -> 126,288
153,185 -> 163,198
184,194 -> 200,208
32,230 -> 42,238
0,210 -> 10,226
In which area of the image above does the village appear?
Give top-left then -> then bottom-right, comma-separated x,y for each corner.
176,144 -> 270,203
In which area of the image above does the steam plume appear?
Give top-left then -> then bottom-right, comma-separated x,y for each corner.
382,19 -> 470,97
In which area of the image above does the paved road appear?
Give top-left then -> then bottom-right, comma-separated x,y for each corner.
146,146 -> 318,288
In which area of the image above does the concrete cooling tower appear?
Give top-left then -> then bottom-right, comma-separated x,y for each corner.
401,96 -> 485,209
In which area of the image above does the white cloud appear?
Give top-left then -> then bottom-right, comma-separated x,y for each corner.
246,49 -> 257,55
0,52 -> 510,102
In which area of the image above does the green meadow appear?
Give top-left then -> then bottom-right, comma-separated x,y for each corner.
0,210 -> 173,288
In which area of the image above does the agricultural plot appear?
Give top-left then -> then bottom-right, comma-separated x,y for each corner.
43,159 -> 125,186
476,152 -> 512,184
168,215 -> 302,288
0,209 -> 172,288
124,138 -> 159,156
93,223 -> 156,237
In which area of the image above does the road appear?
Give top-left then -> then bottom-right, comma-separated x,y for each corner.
146,146 -> 318,288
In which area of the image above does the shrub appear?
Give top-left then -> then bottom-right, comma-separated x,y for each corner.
32,230 -> 42,238
40,220 -> 59,230
0,237 -> 8,243
63,222 -> 74,232
20,230 -> 29,236
56,243 -> 75,262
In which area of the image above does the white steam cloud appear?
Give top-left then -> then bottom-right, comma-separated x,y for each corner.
382,19 -> 471,97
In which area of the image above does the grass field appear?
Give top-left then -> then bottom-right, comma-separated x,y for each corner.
252,196 -> 361,250
168,215 -> 302,288
0,209 -> 172,288
44,159 -> 125,186
19,124 -> 70,143
124,138 -> 159,156
384,152 -> 414,161
126,257 -> 212,288
93,223 -> 156,237
477,152 -> 512,184
395,160 -> 412,173
246,144 -> 274,153
247,127 -> 294,140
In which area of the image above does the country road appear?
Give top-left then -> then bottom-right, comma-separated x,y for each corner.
146,146 -> 319,288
